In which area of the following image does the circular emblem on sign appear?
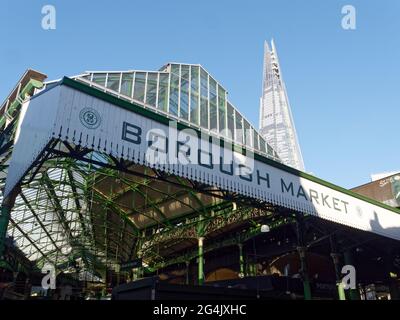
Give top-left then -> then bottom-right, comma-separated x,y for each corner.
79,107 -> 101,129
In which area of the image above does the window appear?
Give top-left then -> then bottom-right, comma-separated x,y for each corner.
235,111 -> 243,144
146,73 -> 158,107
218,85 -> 226,134
120,73 -> 133,97
133,72 -> 146,102
268,145 -> 274,157
200,68 -> 209,129
158,73 -> 169,112
106,73 -> 120,92
253,131 -> 260,151
259,137 -> 267,153
92,73 -> 106,86
243,120 -> 252,147
209,77 -> 218,132
169,64 -> 180,116
190,66 -> 199,125
180,65 -> 189,120
227,102 -> 235,140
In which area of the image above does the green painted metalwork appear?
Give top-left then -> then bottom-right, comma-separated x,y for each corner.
149,217 -> 291,270
198,237 -> 204,285
0,79 -> 43,129
0,203 -> 12,258
0,73 -> 377,295
337,282 -> 346,300
238,243 -> 244,276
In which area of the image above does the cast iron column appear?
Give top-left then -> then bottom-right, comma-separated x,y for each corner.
185,260 -> 190,285
238,243 -> 245,277
198,237 -> 204,285
296,216 -> 312,300
330,236 -> 346,300
385,255 -> 399,300
330,253 -> 346,300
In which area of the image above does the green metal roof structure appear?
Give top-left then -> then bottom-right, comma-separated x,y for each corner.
0,65 -> 284,281
1,64 -> 400,289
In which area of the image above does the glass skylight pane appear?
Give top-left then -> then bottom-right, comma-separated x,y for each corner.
92,73 -> 106,86
227,102 -> 235,139
200,68 -> 208,129
145,73 -> 158,107
235,111 -> 243,144
260,137 -> 266,153
190,66 -> 199,125
253,131 -> 260,150
209,77 -> 218,132
158,73 -> 169,112
106,73 -> 120,92
243,120 -> 252,147
179,65 -> 189,120
218,85 -> 226,134
120,73 -> 133,97
169,65 -> 180,116
133,72 -> 146,102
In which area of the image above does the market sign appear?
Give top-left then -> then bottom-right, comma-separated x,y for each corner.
5,77 -> 400,241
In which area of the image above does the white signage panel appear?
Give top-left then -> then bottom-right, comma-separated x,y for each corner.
5,81 -> 400,241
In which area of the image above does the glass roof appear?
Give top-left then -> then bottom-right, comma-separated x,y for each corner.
72,63 -> 280,162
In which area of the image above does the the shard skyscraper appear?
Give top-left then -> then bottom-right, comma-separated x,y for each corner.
259,40 -> 305,171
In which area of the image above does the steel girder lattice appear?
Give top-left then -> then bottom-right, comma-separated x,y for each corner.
1,135 -> 294,279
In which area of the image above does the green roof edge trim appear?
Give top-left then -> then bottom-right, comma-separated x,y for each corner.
59,76 -> 400,215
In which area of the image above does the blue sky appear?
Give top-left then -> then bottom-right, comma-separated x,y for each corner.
1,0 -> 399,188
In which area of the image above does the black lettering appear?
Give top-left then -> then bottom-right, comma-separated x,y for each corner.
257,170 -> 270,188
220,157 -> 234,176
309,189 -> 320,204
281,179 -> 294,196
333,198 -> 341,211
198,149 -> 213,169
239,164 -> 252,182
321,194 -> 331,208
297,186 -> 308,200
122,121 -> 142,145
148,133 -> 168,153
341,200 -> 349,213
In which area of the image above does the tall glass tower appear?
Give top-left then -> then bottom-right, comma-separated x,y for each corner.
259,40 -> 305,171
